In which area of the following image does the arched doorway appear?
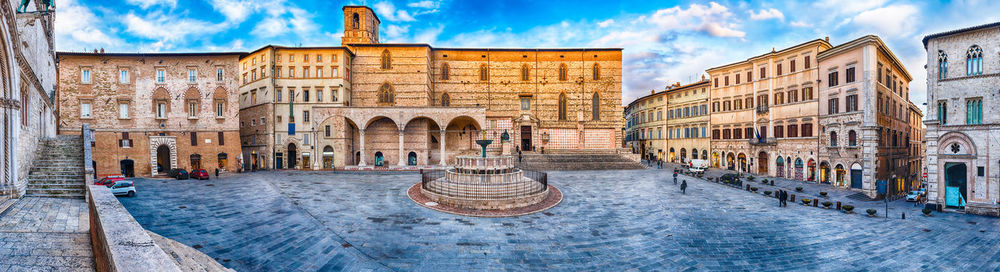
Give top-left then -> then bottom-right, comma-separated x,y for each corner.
850,163 -> 863,189
702,150 -> 707,161
669,148 -> 675,162
785,157 -> 791,178
287,143 -> 298,169
217,153 -> 228,171
726,153 -> 735,170
119,159 -> 135,177
680,148 -> 687,163
819,162 -> 830,183
190,154 -> 202,170
775,157 -> 785,178
408,151 -> 417,166
795,158 -> 804,181
712,152 -> 720,168
323,146 -> 334,169
692,148 -> 699,160
757,152 -> 768,175
807,159 -> 816,181
156,145 -> 170,174
374,151 -> 384,166
944,162 -> 968,208
835,164 -> 846,187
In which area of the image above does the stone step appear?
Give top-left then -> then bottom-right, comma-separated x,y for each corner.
23,193 -> 86,199
24,187 -> 86,196
0,198 -> 16,216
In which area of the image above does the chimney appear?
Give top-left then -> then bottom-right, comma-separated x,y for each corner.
99,48 -> 104,53
701,74 -> 706,81
675,82 -> 681,87
93,49 -> 98,53
651,89 -> 655,95
825,36 -> 829,42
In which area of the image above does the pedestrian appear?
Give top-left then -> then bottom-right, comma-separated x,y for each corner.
781,190 -> 788,207
658,159 -> 663,169
673,170 -> 679,184
777,189 -> 782,207
680,180 -> 687,194
518,149 -> 523,163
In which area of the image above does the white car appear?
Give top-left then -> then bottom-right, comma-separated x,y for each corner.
110,181 -> 136,197
905,191 -> 920,202
689,159 -> 710,174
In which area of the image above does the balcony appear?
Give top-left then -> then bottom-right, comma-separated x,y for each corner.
749,137 -> 777,146
756,105 -> 769,114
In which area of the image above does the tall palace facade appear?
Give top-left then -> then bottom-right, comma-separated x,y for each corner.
240,6 -> 623,170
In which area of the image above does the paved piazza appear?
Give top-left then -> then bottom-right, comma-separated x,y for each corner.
0,198 -> 94,271
119,170 -> 1000,271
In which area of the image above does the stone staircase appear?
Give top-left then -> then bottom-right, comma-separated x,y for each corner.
516,149 -> 646,171
25,135 -> 86,198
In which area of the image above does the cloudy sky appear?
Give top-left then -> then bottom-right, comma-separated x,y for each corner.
57,0 -> 997,112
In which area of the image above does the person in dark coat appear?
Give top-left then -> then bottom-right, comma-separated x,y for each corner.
780,190 -> 788,207
680,180 -> 687,194
673,170 -> 679,184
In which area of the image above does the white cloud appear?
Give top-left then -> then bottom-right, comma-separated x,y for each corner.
851,5 -> 920,37
789,21 -> 812,27
815,0 -> 889,15
407,0 -> 440,9
124,0 -> 177,9
374,2 -> 416,22
749,8 -> 784,21
253,17 -> 289,38
647,2 -> 745,38
413,25 -> 444,44
55,0 -> 120,50
384,25 -> 411,40
209,0 -> 253,24
597,19 -> 615,28
123,12 -> 225,47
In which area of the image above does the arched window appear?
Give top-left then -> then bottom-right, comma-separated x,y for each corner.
380,50 -> 391,70
848,130 -> 857,146
830,131 -> 838,147
592,63 -> 600,80
558,64 -> 568,81
591,92 -> 600,120
967,45 -> 983,76
352,13 -> 360,29
377,83 -> 394,105
441,92 -> 450,107
479,64 -> 488,81
938,50 -> 948,79
521,64 -> 530,81
558,92 -> 568,120
440,63 -> 449,80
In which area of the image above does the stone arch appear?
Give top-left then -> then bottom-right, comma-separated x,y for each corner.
148,136 -> 177,176
0,19 -> 12,194
404,116 -> 442,165
363,116 -> 400,166
591,92 -> 600,120
819,161 -> 831,183
834,163 -> 846,186
938,131 -> 976,156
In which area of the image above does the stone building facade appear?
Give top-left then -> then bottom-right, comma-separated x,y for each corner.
707,39 -> 830,179
241,5 -> 623,170
817,35 -> 918,197
663,80 -> 710,164
56,52 -> 243,177
1,0 -> 57,198
238,46 -> 353,170
923,22 -> 1000,216
623,89 -> 668,161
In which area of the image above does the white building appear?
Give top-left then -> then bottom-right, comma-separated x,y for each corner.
0,0 -> 58,199
923,22 -> 1000,216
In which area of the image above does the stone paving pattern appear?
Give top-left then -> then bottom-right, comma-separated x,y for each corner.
0,198 -> 94,271
120,170 -> 1000,271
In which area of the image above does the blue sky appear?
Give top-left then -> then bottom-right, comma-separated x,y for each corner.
56,0 -> 998,111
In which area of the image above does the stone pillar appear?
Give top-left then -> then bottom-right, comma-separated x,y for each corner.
439,130 -> 447,166
358,129 -> 367,166
397,129 -> 406,166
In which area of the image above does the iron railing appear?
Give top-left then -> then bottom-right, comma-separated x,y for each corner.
756,105 -> 769,114
749,137 -> 777,146
421,169 -> 548,200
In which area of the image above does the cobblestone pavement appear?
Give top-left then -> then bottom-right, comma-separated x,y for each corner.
121,170 -> 1000,271
0,197 -> 94,271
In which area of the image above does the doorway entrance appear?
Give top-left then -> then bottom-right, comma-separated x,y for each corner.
119,159 -> 134,177
408,151 -> 417,166
287,144 -> 298,169
757,152 -> 768,174
944,162 -> 968,208
374,152 -> 384,166
275,152 -> 283,169
323,146 -> 334,169
190,154 -> 202,170
850,163 -> 862,189
156,145 -> 170,174
520,126 -> 532,151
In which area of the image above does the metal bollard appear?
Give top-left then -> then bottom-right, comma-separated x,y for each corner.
770,180 -> 774,186
836,201 -> 841,210
790,194 -> 795,202
746,184 -> 751,191
813,199 -> 818,207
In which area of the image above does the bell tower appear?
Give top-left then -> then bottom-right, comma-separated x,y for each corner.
342,6 -> 381,45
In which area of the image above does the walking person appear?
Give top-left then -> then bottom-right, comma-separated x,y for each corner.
680,180 -> 687,194
777,189 -> 783,207
517,149 -> 523,163
673,170 -> 679,184
780,190 -> 788,207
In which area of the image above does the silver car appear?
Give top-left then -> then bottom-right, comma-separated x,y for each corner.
110,181 -> 136,197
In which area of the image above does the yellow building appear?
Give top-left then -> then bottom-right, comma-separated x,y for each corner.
663,79 -> 711,163
624,89 -> 668,161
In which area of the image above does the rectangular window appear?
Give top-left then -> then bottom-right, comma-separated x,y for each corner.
81,102 -> 92,118
760,67 -> 766,79
777,63 -> 782,75
325,125 -> 331,137
331,67 -> 339,77
289,67 -> 295,78
967,98 -> 983,125
317,67 -> 324,78
276,90 -> 283,102
157,69 -> 165,83
774,126 -> 783,138
304,134 -> 311,145
521,97 -> 530,110
289,54 -> 294,62
187,101 -> 197,118
332,89 -> 338,102
804,56 -> 811,69
217,68 -> 224,81
317,90 -> 323,102
216,102 -> 224,117
188,69 -> 196,83
790,60 -> 796,72
788,124 -> 798,138
736,74 -> 741,84
81,69 -> 91,83
724,76 -> 729,86
218,132 -> 225,145
828,98 -> 839,114
304,90 -> 310,102
119,103 -> 129,119
191,132 -> 198,146
119,70 -> 129,84
846,67 -> 856,83
828,71 -> 838,87
303,67 -> 310,78
304,55 -> 309,62
938,100 -> 948,125
712,129 -> 720,139
801,123 -> 813,137
304,111 -> 310,122
157,102 -> 166,118
846,95 -> 858,112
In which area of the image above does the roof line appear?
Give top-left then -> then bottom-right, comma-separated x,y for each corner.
922,21 -> 1000,48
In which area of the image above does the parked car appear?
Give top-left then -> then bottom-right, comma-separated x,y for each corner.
167,169 -> 183,178
719,173 -> 741,186
175,169 -> 190,180
95,175 -> 126,186
906,191 -> 921,202
191,169 -> 210,180
110,181 -> 136,197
